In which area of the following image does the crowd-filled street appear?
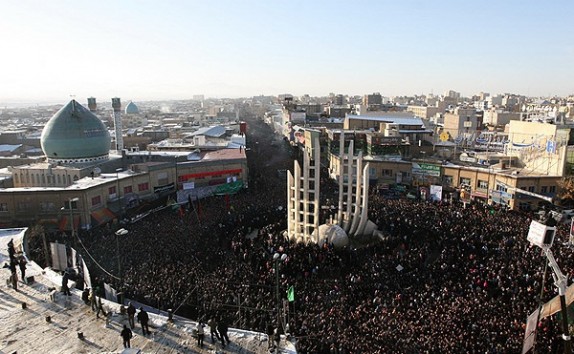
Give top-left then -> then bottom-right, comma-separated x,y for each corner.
31,114 -> 574,353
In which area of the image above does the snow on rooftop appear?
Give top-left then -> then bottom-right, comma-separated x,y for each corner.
0,231 -> 297,354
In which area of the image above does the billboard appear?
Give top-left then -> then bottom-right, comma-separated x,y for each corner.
411,163 -> 441,177
429,185 -> 443,202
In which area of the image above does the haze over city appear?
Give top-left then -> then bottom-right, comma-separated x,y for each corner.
0,0 -> 573,104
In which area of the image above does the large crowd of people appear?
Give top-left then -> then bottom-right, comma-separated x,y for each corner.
31,114 -> 574,353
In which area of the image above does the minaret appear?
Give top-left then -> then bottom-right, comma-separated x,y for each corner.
87,97 -> 97,112
112,97 -> 123,151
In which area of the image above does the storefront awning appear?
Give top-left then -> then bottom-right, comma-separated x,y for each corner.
59,215 -> 81,231
37,218 -> 60,231
91,208 -> 116,226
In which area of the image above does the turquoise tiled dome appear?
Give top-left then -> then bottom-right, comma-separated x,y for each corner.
125,101 -> 139,114
41,100 -> 111,162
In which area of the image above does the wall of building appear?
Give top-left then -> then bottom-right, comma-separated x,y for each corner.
442,165 -> 562,210
507,121 -> 569,176
12,165 -> 82,188
483,110 -> 520,126
407,105 -> 439,119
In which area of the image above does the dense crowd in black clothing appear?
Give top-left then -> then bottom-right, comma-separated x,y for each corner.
33,116 -> 574,353
79,193 -> 572,353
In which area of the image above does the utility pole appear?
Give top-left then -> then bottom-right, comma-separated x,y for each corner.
527,219 -> 571,354
545,249 -> 572,354
115,228 -> 129,305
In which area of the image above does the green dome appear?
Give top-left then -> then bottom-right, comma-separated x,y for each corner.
125,101 -> 139,114
41,100 -> 111,163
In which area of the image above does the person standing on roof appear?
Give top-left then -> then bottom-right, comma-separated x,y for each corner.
7,239 -> 15,261
120,324 -> 133,348
61,271 -> 71,296
137,307 -> 150,335
9,257 -> 18,291
18,256 -> 27,283
196,320 -> 205,348
127,302 -> 136,329
217,317 -> 229,347
208,318 -> 220,344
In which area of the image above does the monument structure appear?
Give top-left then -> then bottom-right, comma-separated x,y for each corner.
287,130 -> 377,246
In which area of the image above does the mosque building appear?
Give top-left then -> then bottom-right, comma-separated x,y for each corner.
122,101 -> 147,128
0,99 -> 248,231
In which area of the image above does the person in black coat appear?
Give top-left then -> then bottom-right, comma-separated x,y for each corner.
61,271 -> 71,296
137,307 -> 150,335
217,317 -> 229,347
18,257 -> 27,282
120,324 -> 133,348
9,258 -> 18,290
7,239 -> 15,260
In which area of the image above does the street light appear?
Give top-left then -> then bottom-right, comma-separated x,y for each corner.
273,252 -> 288,348
527,219 -> 571,354
115,228 -> 128,305
116,168 -> 123,222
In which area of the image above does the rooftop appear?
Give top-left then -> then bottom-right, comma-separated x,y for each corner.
0,231 -> 295,354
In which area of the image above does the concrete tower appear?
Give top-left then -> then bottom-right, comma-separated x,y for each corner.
287,134 -> 321,243
111,97 -> 123,151
336,132 -> 370,236
87,97 -> 97,112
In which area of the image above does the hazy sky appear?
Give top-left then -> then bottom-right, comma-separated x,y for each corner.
1,0 -> 573,103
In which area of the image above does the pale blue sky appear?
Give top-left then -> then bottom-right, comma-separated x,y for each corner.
0,0 -> 572,103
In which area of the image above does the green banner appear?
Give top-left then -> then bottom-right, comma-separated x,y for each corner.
214,180 -> 244,195
287,286 -> 295,302
412,163 -> 441,177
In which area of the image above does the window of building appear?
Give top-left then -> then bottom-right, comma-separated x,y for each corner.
541,186 -> 548,194
369,168 -> 376,176
478,180 -> 488,190
550,186 -> 556,193
528,186 -> 535,193
444,176 -> 453,185
91,196 -> 102,207
124,186 -> 133,194
39,201 -> 55,212
460,177 -> 471,187
382,169 -> 392,177
138,183 -> 149,192
496,184 -> 507,193
0,203 -> 7,212
109,186 -> 117,195
18,202 -> 31,211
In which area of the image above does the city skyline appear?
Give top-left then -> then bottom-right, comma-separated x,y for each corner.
1,0 -> 573,104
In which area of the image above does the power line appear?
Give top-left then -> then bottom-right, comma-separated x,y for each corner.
74,231 -> 120,281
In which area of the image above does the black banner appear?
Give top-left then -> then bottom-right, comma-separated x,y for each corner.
154,183 -> 175,194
